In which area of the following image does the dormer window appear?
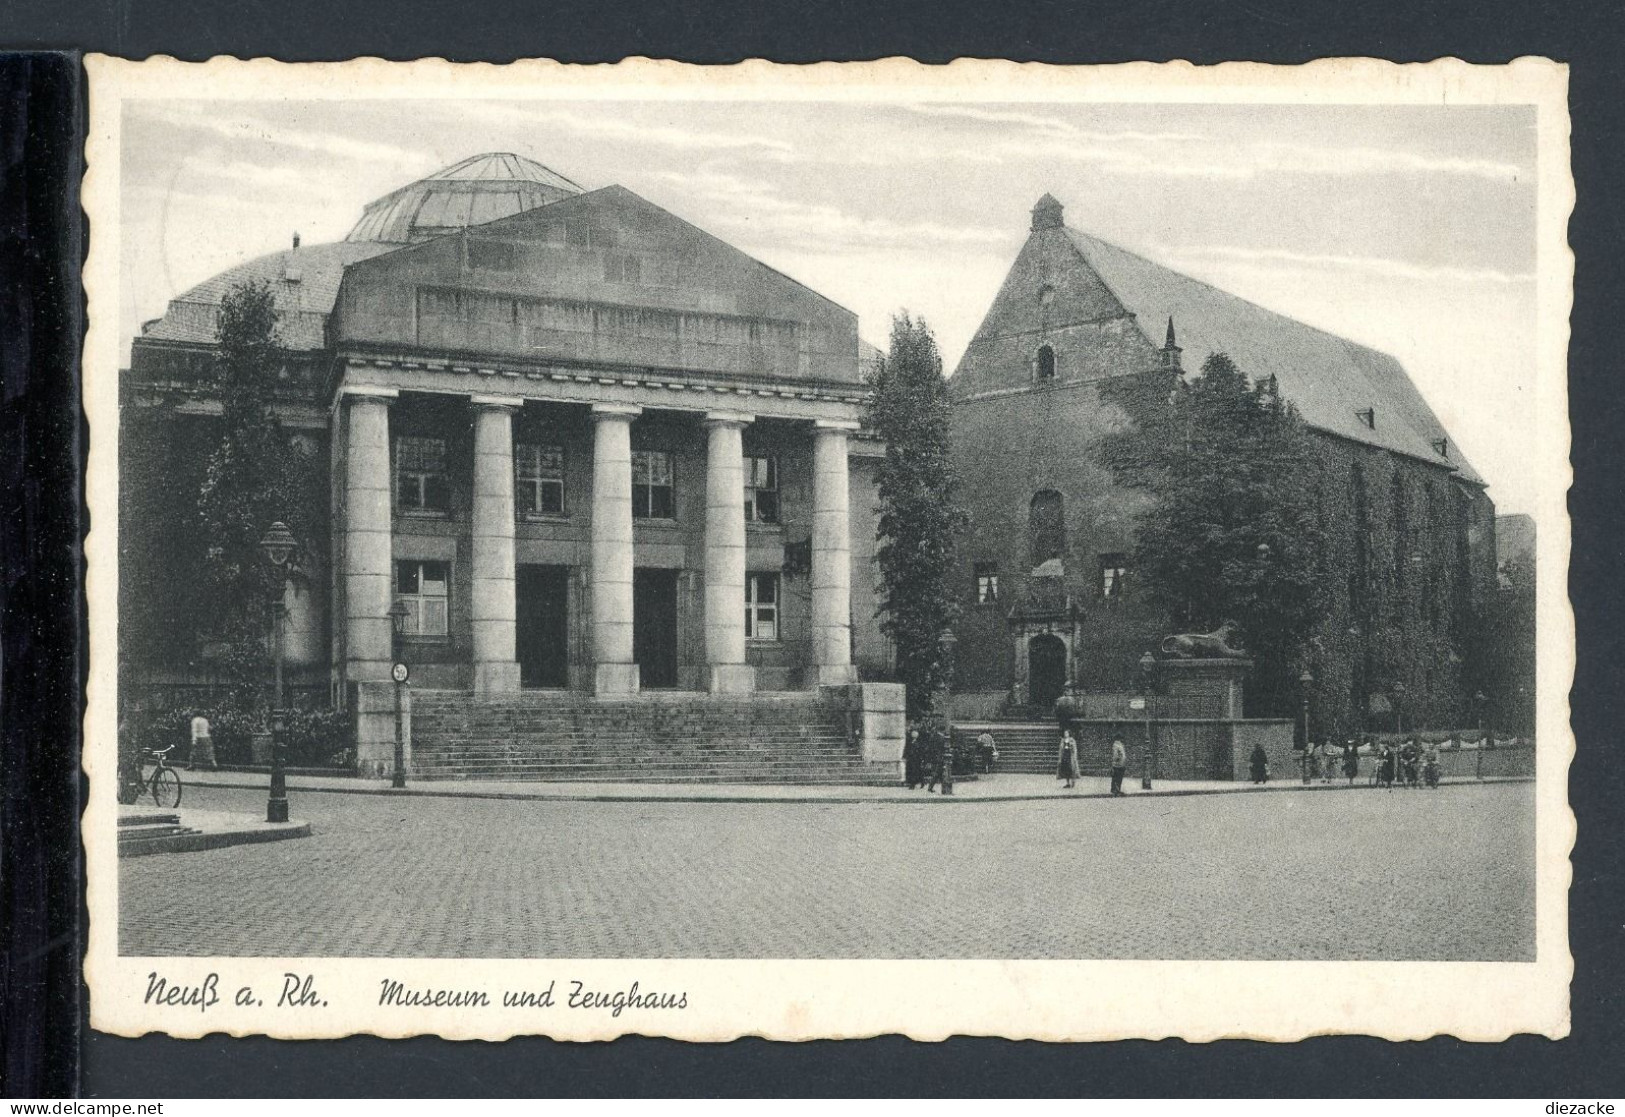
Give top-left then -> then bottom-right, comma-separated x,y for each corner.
1038,284 -> 1056,308
1357,408 -> 1376,430
1432,438 -> 1449,458
1036,345 -> 1057,381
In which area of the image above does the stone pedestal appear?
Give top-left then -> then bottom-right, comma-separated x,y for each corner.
590,404 -> 641,695
811,420 -> 859,688
471,396 -> 522,696
825,681 -> 907,766
1160,657 -> 1253,719
350,680 -> 411,778
703,412 -> 754,694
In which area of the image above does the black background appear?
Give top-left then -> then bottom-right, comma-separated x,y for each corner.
1,0 -> 1622,1097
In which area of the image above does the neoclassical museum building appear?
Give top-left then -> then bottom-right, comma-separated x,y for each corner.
122,154 -> 900,772
949,194 -> 1499,733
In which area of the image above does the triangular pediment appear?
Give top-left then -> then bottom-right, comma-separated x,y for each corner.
333,185 -> 861,383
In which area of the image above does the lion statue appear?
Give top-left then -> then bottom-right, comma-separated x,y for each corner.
1160,621 -> 1248,659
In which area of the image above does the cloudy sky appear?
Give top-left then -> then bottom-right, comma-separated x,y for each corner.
118,98 -> 1540,514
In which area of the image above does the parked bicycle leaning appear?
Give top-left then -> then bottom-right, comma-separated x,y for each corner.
119,744 -> 183,809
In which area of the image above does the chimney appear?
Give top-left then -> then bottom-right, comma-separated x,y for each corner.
292,231 -> 301,249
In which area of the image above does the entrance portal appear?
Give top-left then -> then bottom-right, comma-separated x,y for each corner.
633,567 -> 679,689
1028,633 -> 1067,711
516,565 -> 570,688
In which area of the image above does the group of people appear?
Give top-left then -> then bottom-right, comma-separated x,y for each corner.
1055,729 -> 1129,795
1247,736 -> 1443,789
903,724 -> 1001,792
1370,737 -> 1443,790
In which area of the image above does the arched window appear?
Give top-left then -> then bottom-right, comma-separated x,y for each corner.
1029,490 -> 1065,568
1036,345 -> 1057,381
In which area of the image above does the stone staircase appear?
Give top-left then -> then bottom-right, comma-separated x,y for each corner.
956,723 -> 1061,775
410,690 -> 900,786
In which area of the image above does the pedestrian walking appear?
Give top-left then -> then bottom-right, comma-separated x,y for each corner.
903,726 -> 923,790
1110,737 -> 1128,796
1249,742 -> 1269,784
976,730 -> 998,775
1054,684 -> 1080,739
1057,730 -> 1079,789
1379,742 -> 1396,790
925,724 -> 949,793
1343,739 -> 1360,785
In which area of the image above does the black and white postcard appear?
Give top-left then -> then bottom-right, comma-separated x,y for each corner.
82,56 -> 1572,1041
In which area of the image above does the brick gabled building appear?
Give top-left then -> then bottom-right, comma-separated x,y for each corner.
950,194 -> 1497,733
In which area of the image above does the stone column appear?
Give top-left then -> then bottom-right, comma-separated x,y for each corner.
342,387 -> 397,685
703,411 -> 754,694
812,419 -> 860,686
590,403 -> 642,695
470,395 -> 522,695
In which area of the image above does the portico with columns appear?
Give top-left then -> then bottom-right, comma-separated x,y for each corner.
330,361 -> 882,700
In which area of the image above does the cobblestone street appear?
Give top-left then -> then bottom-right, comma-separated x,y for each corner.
118,781 -> 1535,960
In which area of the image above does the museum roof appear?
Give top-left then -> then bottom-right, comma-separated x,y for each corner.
138,153 -> 590,352
345,153 -> 583,244
139,240 -> 399,350
1063,226 -> 1484,485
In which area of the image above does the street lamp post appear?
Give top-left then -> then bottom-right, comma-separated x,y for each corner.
1299,668 -> 1314,782
257,521 -> 297,824
389,598 -> 411,789
938,630 -> 958,796
1138,650 -> 1156,790
1474,690 -> 1487,780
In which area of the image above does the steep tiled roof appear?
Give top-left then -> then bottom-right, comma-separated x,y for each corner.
140,241 -> 397,350
1065,228 -> 1483,485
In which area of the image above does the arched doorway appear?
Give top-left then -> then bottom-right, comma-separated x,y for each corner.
1028,634 -> 1067,712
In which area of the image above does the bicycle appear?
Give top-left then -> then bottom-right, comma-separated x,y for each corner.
118,744 -> 183,809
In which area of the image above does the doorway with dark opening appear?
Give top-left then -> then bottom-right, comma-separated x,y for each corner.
633,567 -> 679,689
1028,633 -> 1067,712
516,565 -> 570,688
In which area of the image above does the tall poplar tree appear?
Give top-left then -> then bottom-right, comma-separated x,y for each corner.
867,313 -> 968,718
196,281 -> 319,706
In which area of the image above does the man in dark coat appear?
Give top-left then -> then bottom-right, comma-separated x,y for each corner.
903,726 -> 922,790
1249,742 -> 1269,784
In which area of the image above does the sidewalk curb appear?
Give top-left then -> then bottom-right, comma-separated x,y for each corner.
178,774 -> 1534,807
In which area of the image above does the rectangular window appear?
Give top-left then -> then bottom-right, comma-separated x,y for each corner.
396,561 -> 450,637
975,561 -> 1000,605
745,573 -> 779,642
396,436 -> 450,512
632,450 -> 675,519
514,442 -> 565,516
1100,553 -> 1129,597
745,455 -> 779,524
604,255 -> 642,284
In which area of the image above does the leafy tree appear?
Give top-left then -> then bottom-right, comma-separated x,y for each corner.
1101,352 -> 1330,716
866,313 -> 968,718
195,281 -> 320,708
1477,554 -> 1536,735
